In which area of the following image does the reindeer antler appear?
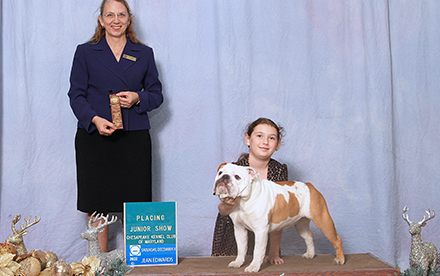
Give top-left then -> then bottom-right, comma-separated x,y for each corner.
419,209 -> 435,226
11,215 -> 22,234
88,212 -> 118,231
402,206 -> 436,227
11,215 -> 41,235
88,212 -> 104,226
402,206 -> 412,225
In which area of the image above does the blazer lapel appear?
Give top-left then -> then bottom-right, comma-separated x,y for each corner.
92,38 -> 129,86
119,40 -> 142,72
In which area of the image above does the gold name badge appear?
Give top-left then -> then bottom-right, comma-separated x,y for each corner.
123,54 -> 137,62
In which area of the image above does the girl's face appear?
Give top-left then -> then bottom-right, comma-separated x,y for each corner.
245,124 -> 281,160
99,1 -> 130,39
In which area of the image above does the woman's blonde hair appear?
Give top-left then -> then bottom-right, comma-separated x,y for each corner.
88,0 -> 143,44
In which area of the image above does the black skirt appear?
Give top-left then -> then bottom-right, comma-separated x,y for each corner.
75,128 -> 152,213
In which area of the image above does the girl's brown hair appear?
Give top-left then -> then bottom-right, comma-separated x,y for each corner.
245,117 -> 284,141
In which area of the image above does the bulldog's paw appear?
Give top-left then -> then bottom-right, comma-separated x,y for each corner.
301,252 -> 315,259
228,260 -> 244,268
333,257 -> 345,265
244,263 -> 261,273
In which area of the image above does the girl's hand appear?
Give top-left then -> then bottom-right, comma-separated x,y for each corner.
92,116 -> 117,136
218,197 -> 241,216
116,91 -> 140,108
223,197 -> 241,205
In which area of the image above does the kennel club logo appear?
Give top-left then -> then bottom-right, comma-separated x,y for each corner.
129,245 -> 141,256
124,202 -> 177,266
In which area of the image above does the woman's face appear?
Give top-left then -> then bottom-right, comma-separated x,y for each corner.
245,124 -> 281,160
99,1 -> 130,39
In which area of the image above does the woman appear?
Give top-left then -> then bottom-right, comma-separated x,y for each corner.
212,118 -> 288,265
68,0 -> 163,251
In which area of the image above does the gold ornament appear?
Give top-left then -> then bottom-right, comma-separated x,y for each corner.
45,252 -> 58,269
0,243 -> 17,256
0,253 -> 21,276
39,268 -> 51,276
29,250 -> 58,270
70,257 -> 100,276
18,257 -> 42,276
49,260 -> 72,276
30,250 -> 48,269
69,262 -> 85,276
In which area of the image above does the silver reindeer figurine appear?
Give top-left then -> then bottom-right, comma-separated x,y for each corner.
402,206 -> 438,275
81,212 -> 125,268
5,215 -> 41,255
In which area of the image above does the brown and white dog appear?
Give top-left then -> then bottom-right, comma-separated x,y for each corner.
213,163 -> 345,272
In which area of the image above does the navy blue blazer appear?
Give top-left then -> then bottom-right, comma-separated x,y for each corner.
68,38 -> 163,133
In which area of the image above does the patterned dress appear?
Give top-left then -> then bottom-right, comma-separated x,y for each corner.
211,155 -> 288,256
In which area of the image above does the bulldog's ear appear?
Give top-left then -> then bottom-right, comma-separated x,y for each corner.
217,162 -> 228,172
246,167 -> 258,179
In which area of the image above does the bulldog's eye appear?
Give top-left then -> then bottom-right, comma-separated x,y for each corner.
218,171 -> 223,176
234,175 -> 241,180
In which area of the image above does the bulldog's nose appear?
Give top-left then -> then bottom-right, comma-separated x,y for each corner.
221,174 -> 230,180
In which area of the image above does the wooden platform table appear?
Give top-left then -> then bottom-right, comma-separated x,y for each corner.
128,253 -> 400,276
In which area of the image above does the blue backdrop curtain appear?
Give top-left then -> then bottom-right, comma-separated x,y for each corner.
1,0 -> 439,270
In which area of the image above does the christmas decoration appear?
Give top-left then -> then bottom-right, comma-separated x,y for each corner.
402,206 -> 438,276
29,250 -> 58,270
5,215 -> 40,256
17,256 -> 41,276
402,266 -> 439,276
0,253 -> 20,276
49,260 -> 72,276
15,250 -> 58,273
99,259 -> 130,276
39,268 -> 52,276
70,256 -> 100,276
1,214 -> 130,276
80,213 -> 124,268
0,243 -> 17,256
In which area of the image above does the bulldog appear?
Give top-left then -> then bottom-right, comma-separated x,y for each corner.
213,163 -> 345,272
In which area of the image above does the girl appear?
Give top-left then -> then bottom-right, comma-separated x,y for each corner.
212,118 -> 288,265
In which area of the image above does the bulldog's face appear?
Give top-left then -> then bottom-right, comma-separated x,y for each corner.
213,163 -> 257,200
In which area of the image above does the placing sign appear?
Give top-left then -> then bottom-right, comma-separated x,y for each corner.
124,202 -> 177,266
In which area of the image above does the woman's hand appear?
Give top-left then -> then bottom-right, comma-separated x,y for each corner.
92,116 -> 117,136
116,91 -> 140,108
218,197 -> 241,216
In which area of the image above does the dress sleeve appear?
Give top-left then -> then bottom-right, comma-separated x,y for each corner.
135,48 -> 163,113
68,45 -> 98,132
